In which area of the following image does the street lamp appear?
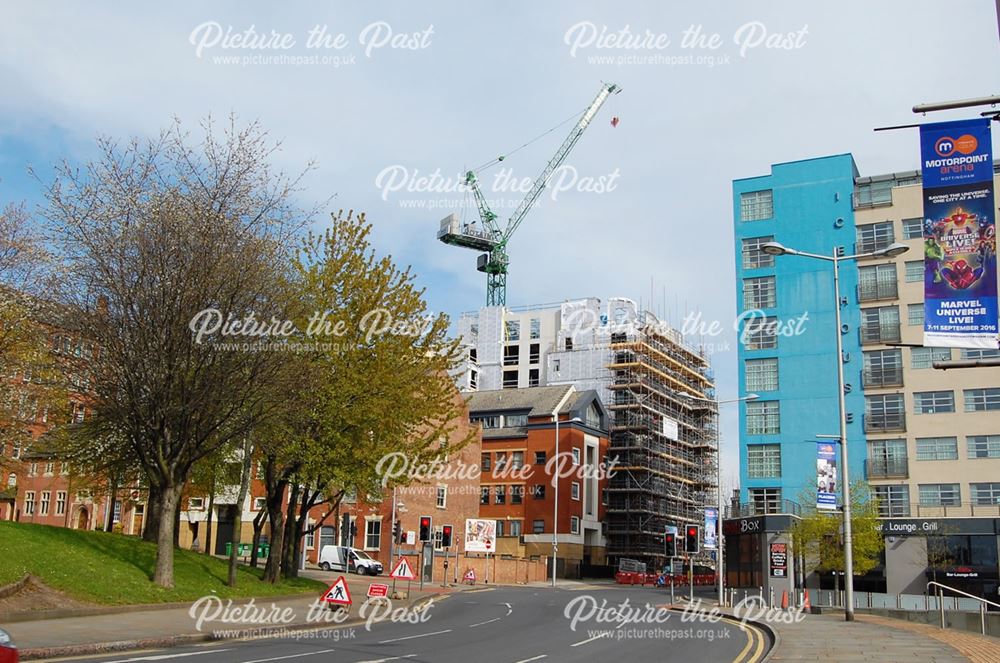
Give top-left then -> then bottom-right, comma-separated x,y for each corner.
680,392 -> 759,608
760,239 -> 909,621
552,414 -> 582,588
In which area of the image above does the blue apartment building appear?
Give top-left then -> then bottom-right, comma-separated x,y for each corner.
732,154 -> 866,513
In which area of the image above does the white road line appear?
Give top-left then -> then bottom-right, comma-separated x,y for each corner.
239,649 -> 337,663
378,629 -> 453,644
468,617 -> 502,627
570,633 -> 612,647
355,656 -> 417,663
104,651 -> 234,663
513,656 -> 548,663
504,602 -> 513,616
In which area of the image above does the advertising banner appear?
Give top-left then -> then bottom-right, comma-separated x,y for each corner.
769,543 -> 787,578
919,119 -> 998,349
816,442 -> 837,511
703,508 -> 718,549
464,518 -> 496,553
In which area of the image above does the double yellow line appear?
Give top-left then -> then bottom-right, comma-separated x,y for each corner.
726,616 -> 768,663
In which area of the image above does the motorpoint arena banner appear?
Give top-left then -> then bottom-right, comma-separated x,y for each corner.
919,119 -> 998,349
816,442 -> 837,511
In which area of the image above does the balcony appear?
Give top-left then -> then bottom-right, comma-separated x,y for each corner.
862,366 -> 904,389
857,281 -> 898,303
865,457 -> 908,479
860,324 -> 901,345
864,412 -> 906,433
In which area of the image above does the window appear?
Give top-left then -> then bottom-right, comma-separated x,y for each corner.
874,485 -> 910,517
741,236 -> 775,269
743,276 -> 776,309
113,501 -> 121,524
24,491 -> 35,515
902,218 -> 923,240
570,516 -> 580,534
504,345 -> 520,366
505,319 -> 520,341
964,388 -> 1000,412
907,304 -> 924,326
530,318 -> 540,339
746,401 -> 779,435
529,343 -> 540,363
865,393 -> 905,432
854,180 -> 898,208
919,484 -> 960,506
319,525 -> 335,550
253,496 -> 266,511
188,497 -> 205,510
481,453 -> 491,471
564,337 -> 573,351
481,486 -> 490,505
740,190 -> 773,221
44,462 -> 54,476
72,402 -> 85,423
495,521 -> 504,537
863,349 -> 902,388
28,462 -> 37,477
55,491 -> 66,516
747,444 -> 781,478
528,368 -> 539,387
856,221 -> 895,253
495,485 -> 506,504
571,448 -> 580,465
436,485 -> 447,509
911,347 -> 951,369
971,483 -> 1000,505
11,443 -> 19,460
913,391 -> 954,414
469,369 -> 478,390
532,484 -> 546,500
511,451 -> 524,469
571,482 -> 580,500
858,264 -> 897,301
510,520 -> 522,537
867,438 -> 907,477
505,415 -> 528,427
365,519 -> 381,550
968,435 -> 1000,459
535,451 -> 546,465
742,316 -> 777,350
502,370 -> 518,389
511,485 -> 523,504
475,415 -> 501,429
915,437 -> 958,461
860,306 -> 900,344
961,348 -> 1000,360
40,491 -> 50,516
495,452 -> 508,471
748,488 -> 781,514
533,519 -> 545,534
904,260 -> 923,283
745,358 -> 778,392
433,526 -> 444,550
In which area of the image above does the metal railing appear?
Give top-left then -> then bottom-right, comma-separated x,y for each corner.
864,411 -> 906,433
858,281 -> 898,303
860,323 -> 902,345
862,366 -> 904,388
877,502 -> 1000,517
865,457 -> 908,478
928,581 -> 1000,636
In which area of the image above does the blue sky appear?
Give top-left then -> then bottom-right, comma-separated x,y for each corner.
2,1 -> 999,486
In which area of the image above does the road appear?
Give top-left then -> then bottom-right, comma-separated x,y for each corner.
50,585 -> 767,663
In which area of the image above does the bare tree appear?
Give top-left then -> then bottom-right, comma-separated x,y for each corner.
42,117 -> 313,587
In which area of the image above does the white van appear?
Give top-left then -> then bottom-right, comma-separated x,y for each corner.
318,545 -> 383,575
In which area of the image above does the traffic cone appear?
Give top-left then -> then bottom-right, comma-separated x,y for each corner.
780,590 -> 788,610
803,589 -> 811,610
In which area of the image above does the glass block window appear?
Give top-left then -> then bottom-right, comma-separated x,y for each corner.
856,221 -> 895,253
913,391 -> 954,414
904,260 -> 923,283
747,444 -> 781,478
874,485 -> 910,517
918,483 -> 960,506
915,437 -> 958,461
964,388 -> 1000,412
742,236 -> 775,269
745,358 -> 778,392
901,218 -> 923,239
740,190 -> 773,221
911,347 -> 951,369
858,263 -> 897,301
742,316 -> 777,350
746,401 -> 780,435
970,483 -> 1000,505
967,435 -> 1000,459
908,304 -> 924,326
743,276 -> 776,309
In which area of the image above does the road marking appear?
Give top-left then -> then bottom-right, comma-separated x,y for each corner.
239,649 -> 337,663
378,629 -> 452,644
104,651 -> 234,663
513,656 -> 547,663
570,632 -> 611,647
469,617 -> 502,627
743,623 -> 766,663
504,602 -> 513,616
355,656 -> 417,663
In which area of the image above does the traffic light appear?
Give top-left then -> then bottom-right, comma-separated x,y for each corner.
350,521 -> 357,541
393,519 -> 402,543
664,531 -> 676,558
685,525 -> 700,554
419,516 -> 432,542
441,524 -> 453,548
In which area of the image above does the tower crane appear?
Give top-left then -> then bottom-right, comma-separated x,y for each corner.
437,82 -> 621,307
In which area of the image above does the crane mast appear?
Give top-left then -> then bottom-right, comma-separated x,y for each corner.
437,82 -> 620,306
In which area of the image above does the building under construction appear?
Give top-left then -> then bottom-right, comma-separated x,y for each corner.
455,296 -> 717,569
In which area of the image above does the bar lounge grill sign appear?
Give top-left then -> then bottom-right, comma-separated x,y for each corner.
769,543 -> 787,578
919,118 -> 998,349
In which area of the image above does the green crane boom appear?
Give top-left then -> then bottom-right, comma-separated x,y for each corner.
437,82 -> 621,306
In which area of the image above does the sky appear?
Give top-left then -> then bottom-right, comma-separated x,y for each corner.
2,1 -> 999,489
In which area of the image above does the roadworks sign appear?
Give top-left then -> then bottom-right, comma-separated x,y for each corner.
390,556 -> 416,580
321,575 -> 352,605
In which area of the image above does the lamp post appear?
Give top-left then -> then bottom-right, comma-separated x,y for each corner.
680,393 -> 759,608
760,240 -> 909,621
552,414 -> 582,588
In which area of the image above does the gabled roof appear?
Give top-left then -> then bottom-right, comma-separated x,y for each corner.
467,385 -> 575,417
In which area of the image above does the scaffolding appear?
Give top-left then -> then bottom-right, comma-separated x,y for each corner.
605,318 -> 717,569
